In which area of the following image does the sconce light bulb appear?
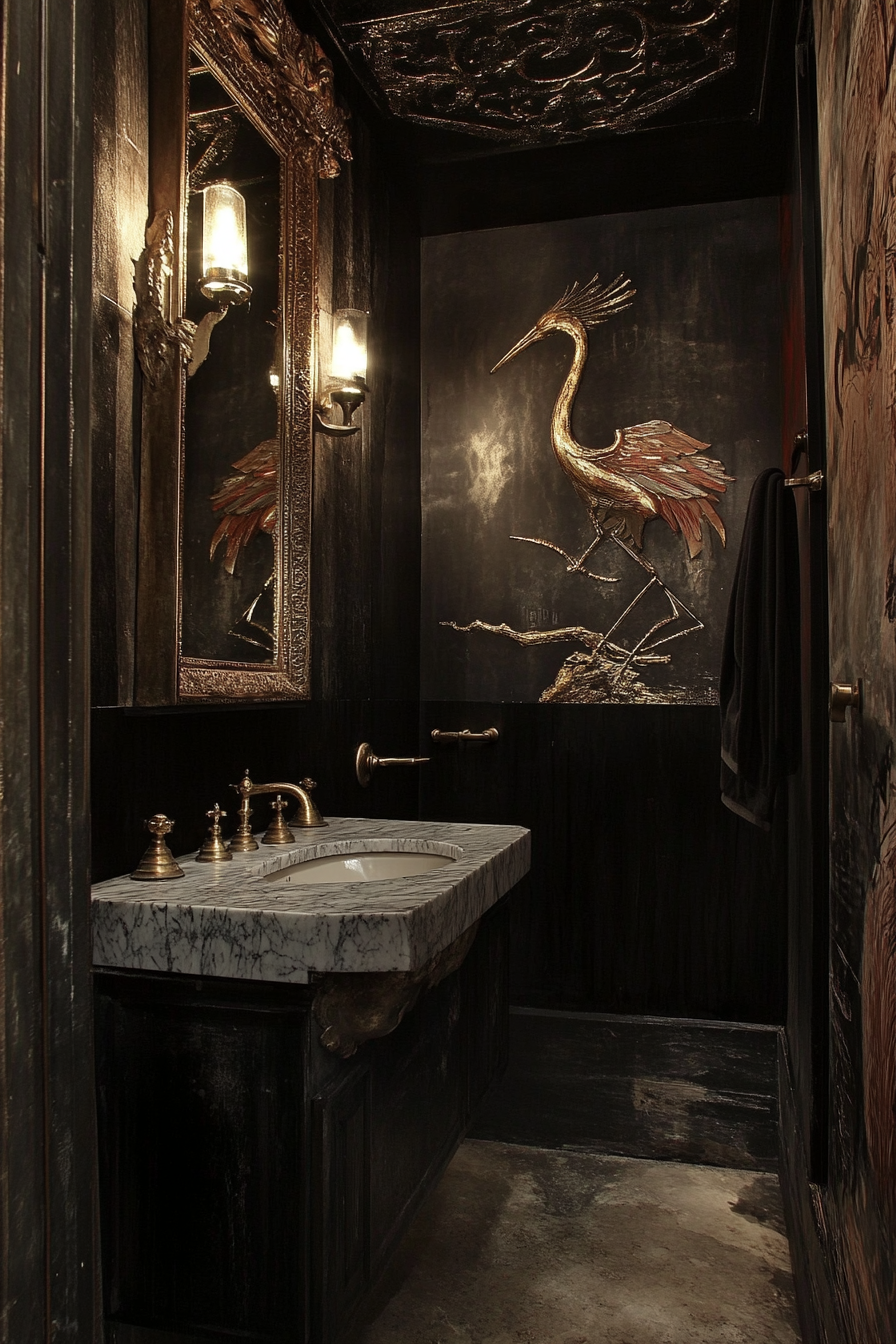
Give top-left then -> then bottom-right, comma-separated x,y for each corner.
199,184 -> 252,304
330,309 -> 368,384
315,308 -> 368,436
269,371 -> 280,390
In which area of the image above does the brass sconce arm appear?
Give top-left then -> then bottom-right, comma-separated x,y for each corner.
314,376 -> 368,437
188,184 -> 253,379
187,305 -> 232,378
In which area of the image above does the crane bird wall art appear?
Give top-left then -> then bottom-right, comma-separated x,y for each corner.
441,270 -> 736,705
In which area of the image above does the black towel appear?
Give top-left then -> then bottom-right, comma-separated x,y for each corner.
719,467 -> 801,829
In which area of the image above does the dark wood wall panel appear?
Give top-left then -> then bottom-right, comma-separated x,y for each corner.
91,0 -> 147,706
1,0 -> 99,1336
473,1010 -> 780,1171
783,19 -> 830,1189
313,118 -> 421,705
778,1040 -> 845,1344
778,2 -> 896,1339
421,703 -> 787,1023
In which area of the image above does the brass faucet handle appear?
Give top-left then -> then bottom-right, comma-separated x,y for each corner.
130,814 -> 186,881
300,777 -> 317,791
147,813 -> 175,838
229,771 -> 260,852
263,794 -> 296,846
196,802 -> 233,863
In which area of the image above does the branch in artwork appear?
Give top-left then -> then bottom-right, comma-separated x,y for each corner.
440,619 -> 669,666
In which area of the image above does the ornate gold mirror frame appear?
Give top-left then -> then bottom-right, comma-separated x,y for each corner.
135,0 -> 350,703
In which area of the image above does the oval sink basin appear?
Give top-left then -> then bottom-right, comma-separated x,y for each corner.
266,848 -> 458,885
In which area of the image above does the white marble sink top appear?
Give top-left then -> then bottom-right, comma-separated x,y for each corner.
92,816 -> 530,984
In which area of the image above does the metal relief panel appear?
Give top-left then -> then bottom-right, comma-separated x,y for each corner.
344,0 -> 738,145
421,198 -> 783,704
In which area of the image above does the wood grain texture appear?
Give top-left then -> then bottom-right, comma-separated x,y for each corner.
1,0 -> 99,1338
91,0 -> 148,705
471,1010 -> 780,1171
779,3 -> 896,1339
778,1039 -> 845,1344
312,114 -> 421,704
421,702 -> 788,1023
94,900 -> 510,1344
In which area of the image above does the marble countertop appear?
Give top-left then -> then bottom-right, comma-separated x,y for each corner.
92,816 -> 530,984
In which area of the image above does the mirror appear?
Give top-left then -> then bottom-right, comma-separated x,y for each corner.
134,0 -> 350,703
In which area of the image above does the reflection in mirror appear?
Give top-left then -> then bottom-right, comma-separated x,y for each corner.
134,0 -> 350,704
183,57 -> 280,663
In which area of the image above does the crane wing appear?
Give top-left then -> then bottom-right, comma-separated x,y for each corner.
586,419 -> 732,559
209,438 -> 278,575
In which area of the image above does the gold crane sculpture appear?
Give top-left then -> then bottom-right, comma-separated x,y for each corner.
491,271 -> 732,662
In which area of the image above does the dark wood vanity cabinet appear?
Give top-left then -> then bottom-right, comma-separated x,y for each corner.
95,898 -> 509,1344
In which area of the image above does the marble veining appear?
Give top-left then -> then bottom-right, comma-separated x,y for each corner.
92,816 -> 530,983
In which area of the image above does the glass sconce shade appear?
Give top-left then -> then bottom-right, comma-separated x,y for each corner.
330,309 -> 368,386
199,184 -> 252,303
314,307 -> 369,436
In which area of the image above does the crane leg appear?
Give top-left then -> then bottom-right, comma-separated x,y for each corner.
514,521 -> 706,671
566,526 -> 606,572
592,534 -> 704,671
510,532 -> 617,583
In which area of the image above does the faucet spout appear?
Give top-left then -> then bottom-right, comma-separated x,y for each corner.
229,769 -> 327,851
247,780 -> 326,829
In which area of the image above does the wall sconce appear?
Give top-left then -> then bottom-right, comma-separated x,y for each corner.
200,184 -> 251,303
187,183 -> 251,378
314,308 -> 368,437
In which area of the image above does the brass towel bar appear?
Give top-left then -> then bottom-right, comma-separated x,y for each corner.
430,728 -> 500,744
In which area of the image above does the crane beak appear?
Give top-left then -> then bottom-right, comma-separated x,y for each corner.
490,325 -> 542,374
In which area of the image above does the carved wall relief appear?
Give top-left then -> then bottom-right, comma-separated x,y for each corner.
343,0 -> 738,145
421,198 -> 783,704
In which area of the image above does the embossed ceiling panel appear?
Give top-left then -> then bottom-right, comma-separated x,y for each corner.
340,0 -> 739,145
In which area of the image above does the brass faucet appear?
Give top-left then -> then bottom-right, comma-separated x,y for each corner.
229,769 -> 326,850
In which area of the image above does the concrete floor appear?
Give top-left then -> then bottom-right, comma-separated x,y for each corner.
352,1140 -> 801,1344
